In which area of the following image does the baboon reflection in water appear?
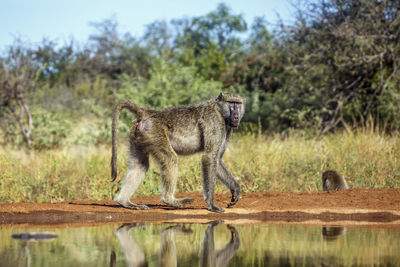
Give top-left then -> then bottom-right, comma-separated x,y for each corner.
322,226 -> 347,241
201,221 -> 241,267
159,225 -> 193,267
113,222 -> 240,267
114,223 -> 148,267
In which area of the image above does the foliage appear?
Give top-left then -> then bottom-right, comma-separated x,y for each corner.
0,40 -> 39,146
173,3 -> 247,81
84,18 -> 154,80
225,0 -> 400,133
70,118 -> 113,146
2,108 -> 71,149
116,59 -> 222,109
0,1 -> 400,148
277,0 -> 400,133
1,131 -> 400,202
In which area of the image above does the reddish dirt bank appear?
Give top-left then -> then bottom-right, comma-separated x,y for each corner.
1,188 -> 399,227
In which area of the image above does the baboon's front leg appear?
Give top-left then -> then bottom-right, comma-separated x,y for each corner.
200,221 -> 219,267
215,225 -> 241,266
114,147 -> 149,210
217,160 -> 241,208
202,154 -> 224,212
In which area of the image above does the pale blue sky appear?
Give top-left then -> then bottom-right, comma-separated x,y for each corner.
0,0 -> 295,49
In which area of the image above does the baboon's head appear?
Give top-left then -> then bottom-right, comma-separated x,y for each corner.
322,170 -> 337,182
322,170 -> 331,184
217,93 -> 246,128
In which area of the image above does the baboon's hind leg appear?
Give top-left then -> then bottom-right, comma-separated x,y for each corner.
152,138 -> 193,208
114,147 -> 149,210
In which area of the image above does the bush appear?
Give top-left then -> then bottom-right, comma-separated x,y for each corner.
30,109 -> 72,149
116,59 -> 223,109
2,109 -> 71,149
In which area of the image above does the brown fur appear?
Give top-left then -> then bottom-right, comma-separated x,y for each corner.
201,222 -> 240,266
322,170 -> 349,191
111,93 -> 246,212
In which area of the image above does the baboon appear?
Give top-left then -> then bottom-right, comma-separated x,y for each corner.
111,93 -> 245,212
159,225 -> 193,267
322,226 -> 347,241
114,224 -> 148,267
115,223 -> 192,267
322,170 -> 349,191
201,221 -> 240,267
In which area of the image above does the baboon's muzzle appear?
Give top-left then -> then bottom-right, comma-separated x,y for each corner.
231,112 -> 240,127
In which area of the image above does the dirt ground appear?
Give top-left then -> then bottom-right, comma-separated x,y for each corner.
1,188 -> 400,227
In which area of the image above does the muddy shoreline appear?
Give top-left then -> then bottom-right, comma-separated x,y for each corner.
1,189 -> 399,227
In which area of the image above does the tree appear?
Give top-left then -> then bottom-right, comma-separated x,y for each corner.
0,41 -> 38,147
143,20 -> 173,58
81,18 -> 153,80
172,3 -> 247,81
276,0 -> 400,132
32,38 -> 76,86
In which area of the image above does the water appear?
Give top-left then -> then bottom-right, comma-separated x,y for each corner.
1,223 -> 399,266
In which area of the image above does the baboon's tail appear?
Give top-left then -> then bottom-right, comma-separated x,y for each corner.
111,100 -> 144,181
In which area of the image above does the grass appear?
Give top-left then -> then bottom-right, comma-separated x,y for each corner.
1,129 -> 399,203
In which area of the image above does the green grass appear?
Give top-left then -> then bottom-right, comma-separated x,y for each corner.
1,129 -> 399,203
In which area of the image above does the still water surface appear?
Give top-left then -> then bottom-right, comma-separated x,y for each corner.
1,222 -> 399,266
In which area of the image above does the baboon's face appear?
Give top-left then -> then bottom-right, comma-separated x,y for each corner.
227,101 -> 243,127
217,93 -> 245,128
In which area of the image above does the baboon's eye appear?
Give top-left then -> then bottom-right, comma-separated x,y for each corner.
228,102 -> 242,111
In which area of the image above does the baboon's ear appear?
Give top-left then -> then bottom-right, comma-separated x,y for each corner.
217,93 -> 224,101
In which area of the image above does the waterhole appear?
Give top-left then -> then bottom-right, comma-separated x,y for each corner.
2,223 -> 399,266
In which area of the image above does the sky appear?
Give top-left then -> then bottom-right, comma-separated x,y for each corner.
0,0 -> 296,50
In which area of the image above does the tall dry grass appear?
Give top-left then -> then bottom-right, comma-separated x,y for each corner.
1,129 -> 399,202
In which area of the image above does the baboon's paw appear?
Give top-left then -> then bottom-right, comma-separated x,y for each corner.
132,204 -> 150,210
117,223 -> 148,232
179,197 -> 194,205
227,198 -> 239,208
226,225 -> 240,248
207,205 -> 224,213
162,197 -> 193,208
227,190 -> 240,208
227,225 -> 239,238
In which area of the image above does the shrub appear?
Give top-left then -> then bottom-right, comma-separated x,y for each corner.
2,108 -> 71,150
